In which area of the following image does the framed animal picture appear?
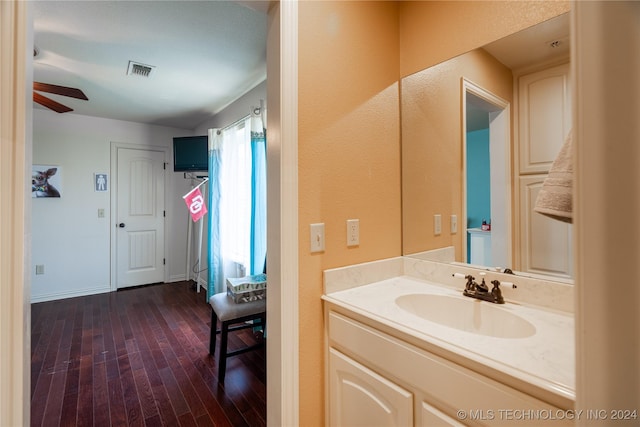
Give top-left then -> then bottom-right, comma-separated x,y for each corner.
32,165 -> 62,198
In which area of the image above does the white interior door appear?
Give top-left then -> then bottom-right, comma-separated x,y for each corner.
116,147 -> 165,288
488,108 -> 510,268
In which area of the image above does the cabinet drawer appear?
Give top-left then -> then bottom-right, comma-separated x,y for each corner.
328,310 -> 571,426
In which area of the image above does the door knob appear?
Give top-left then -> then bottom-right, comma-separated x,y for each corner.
118,223 -> 125,228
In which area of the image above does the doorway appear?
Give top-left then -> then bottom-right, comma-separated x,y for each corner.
462,79 -> 511,269
111,144 -> 167,289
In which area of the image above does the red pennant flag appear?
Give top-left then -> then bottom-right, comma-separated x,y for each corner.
183,187 -> 208,222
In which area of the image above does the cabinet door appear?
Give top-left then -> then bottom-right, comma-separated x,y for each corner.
518,63 -> 571,174
519,175 -> 573,278
329,348 -> 414,427
420,401 -> 466,427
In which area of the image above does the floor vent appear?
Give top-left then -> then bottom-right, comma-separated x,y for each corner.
127,61 -> 156,78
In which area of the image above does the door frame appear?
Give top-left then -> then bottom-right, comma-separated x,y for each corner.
267,2 -> 299,425
461,78 -> 512,267
110,142 -> 169,291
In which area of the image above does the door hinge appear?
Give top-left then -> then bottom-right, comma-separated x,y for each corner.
163,258 -> 166,265
163,210 -> 166,217
163,163 -> 166,170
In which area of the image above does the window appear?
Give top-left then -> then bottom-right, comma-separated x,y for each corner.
219,118 -> 252,269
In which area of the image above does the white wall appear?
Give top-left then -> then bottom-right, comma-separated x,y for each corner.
31,109 -> 194,302
31,80 -> 267,302
195,80 -> 267,134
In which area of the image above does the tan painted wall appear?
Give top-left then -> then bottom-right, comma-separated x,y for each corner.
399,1 -> 571,78
297,1 -> 401,424
401,49 -> 513,258
399,0 -> 569,259
296,1 -> 570,423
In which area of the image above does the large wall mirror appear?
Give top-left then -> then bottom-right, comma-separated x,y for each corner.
401,12 -> 573,283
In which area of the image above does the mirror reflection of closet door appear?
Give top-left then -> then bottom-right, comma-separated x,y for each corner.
517,62 -> 573,279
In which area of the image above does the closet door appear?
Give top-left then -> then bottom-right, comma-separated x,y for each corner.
516,62 -> 572,278
518,63 -> 571,174
519,175 -> 573,279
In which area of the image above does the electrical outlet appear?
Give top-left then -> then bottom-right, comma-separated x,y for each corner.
347,219 -> 359,246
310,223 -> 325,253
98,208 -> 105,218
35,264 -> 45,275
450,214 -> 457,233
434,214 -> 442,235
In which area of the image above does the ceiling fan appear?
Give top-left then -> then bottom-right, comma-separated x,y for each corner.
33,82 -> 89,113
32,47 -> 88,113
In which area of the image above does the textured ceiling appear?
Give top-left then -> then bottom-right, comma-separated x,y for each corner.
467,12 -> 570,131
32,1 -> 268,130
32,3 -> 567,132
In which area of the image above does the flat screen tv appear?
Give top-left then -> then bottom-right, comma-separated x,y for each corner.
173,136 -> 208,172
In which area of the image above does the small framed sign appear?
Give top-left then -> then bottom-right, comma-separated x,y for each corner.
94,173 -> 108,192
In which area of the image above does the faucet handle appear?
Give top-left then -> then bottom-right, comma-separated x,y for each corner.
452,273 -> 475,290
490,280 -> 505,303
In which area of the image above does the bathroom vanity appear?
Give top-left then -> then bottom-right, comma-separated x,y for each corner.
322,256 -> 575,426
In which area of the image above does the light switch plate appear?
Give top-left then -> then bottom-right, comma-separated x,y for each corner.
450,214 -> 457,233
310,223 -> 325,253
434,214 -> 442,235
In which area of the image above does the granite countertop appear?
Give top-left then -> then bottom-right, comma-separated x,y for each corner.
322,275 -> 575,406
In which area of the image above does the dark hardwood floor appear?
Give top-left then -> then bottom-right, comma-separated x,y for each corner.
31,281 -> 266,427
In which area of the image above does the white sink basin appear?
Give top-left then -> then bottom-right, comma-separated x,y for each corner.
395,294 -> 536,338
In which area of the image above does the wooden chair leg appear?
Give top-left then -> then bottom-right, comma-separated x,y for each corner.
209,309 -> 218,355
219,320 -> 230,382
209,306 -> 266,382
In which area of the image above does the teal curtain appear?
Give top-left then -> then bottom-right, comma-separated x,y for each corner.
249,107 -> 267,275
207,129 -> 224,299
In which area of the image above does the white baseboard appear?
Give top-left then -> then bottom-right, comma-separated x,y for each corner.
31,277 -> 208,304
30,286 -> 111,304
168,274 -> 188,282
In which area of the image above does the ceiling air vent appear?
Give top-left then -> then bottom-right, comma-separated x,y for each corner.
127,61 -> 156,78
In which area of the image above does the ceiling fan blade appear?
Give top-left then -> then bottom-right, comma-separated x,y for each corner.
33,92 -> 73,113
34,82 -> 88,100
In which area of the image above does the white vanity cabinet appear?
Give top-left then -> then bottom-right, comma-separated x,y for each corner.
329,348 -> 414,426
325,305 -> 572,427
330,347 -> 465,427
